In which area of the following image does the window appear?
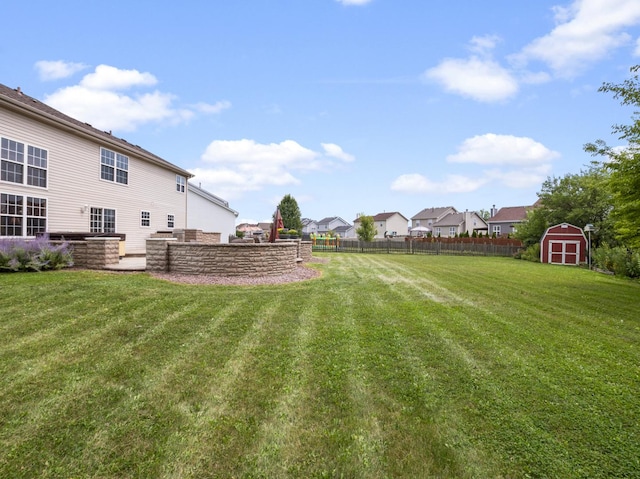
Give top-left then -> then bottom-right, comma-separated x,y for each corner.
1,137 -> 48,188
435,227 -> 441,236
141,210 -> 150,227
90,207 -> 116,233
1,193 -> 47,236
176,175 -> 185,193
493,225 -> 501,235
449,227 -> 456,236
101,148 -> 128,185
167,214 -> 175,228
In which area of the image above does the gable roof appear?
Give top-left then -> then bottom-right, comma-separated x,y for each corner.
372,212 -> 409,222
188,183 -> 238,216
0,83 -> 192,178
432,212 -> 465,227
411,206 -> 457,220
317,216 -> 349,226
489,206 -> 530,223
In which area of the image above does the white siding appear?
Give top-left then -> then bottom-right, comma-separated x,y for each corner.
187,188 -> 237,243
0,108 -> 187,254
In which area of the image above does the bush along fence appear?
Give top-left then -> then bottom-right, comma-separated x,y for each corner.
313,237 -> 523,257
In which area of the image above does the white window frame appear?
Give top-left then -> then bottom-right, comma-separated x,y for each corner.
176,175 -> 186,193
1,136 -> 48,189
449,227 -> 456,236
100,148 -> 128,185
141,210 -> 151,227
167,214 -> 175,229
0,192 -> 47,237
493,225 -> 501,235
435,227 -> 441,236
90,207 -> 116,233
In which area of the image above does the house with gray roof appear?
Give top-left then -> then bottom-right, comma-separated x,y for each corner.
487,203 -> 537,237
1,83 -> 193,254
410,206 -> 457,231
432,211 -> 488,237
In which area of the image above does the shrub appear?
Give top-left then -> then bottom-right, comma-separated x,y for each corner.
592,244 -> 640,278
514,243 -> 540,262
0,235 -> 74,272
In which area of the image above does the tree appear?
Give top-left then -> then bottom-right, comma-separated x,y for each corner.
515,165 -> 613,247
276,194 -> 302,233
356,214 -> 377,242
584,65 -> 640,249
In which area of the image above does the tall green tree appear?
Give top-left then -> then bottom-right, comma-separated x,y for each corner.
356,214 -> 377,242
515,165 -> 613,247
585,65 -> 640,249
277,194 -> 302,232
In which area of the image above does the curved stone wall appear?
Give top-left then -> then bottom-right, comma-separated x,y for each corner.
146,239 -> 310,277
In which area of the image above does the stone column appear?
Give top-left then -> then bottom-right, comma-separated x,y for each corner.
85,238 -> 120,269
146,238 -> 177,272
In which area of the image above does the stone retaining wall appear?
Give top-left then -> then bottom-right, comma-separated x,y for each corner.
50,238 -> 119,269
147,239 -> 303,276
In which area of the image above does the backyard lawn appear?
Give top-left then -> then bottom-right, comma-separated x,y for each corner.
1,254 -> 638,478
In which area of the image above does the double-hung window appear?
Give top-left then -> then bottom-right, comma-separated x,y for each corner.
493,225 -> 501,236
100,148 -> 128,185
1,193 -> 47,236
90,207 -> 116,233
176,175 -> 185,193
141,210 -> 150,227
167,214 -> 175,228
1,137 -> 48,188
449,227 -> 456,236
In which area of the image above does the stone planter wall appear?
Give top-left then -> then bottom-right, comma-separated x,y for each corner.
146,239 -> 299,276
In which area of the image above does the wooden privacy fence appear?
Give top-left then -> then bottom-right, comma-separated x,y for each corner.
313,238 -> 523,257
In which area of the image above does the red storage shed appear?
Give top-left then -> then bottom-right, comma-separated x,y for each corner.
540,223 -> 587,265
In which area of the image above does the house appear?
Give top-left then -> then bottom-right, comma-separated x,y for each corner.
431,211 -> 488,237
333,224 -> 355,238
410,206 -> 457,230
187,183 -> 238,243
0,83 -> 193,254
354,212 -> 409,239
540,223 -> 587,265
317,216 -> 350,234
487,203 -> 536,237
301,218 -> 318,235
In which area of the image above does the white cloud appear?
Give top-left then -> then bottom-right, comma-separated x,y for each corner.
322,143 -> 355,162
79,64 -> 157,90
513,0 -> 640,77
390,133 -> 559,195
191,139 -> 355,199
192,101 -> 232,114
42,64 -> 230,132
635,37 -> 640,56
35,60 -> 87,81
447,133 -> 561,166
425,39 -> 518,103
336,0 -> 372,5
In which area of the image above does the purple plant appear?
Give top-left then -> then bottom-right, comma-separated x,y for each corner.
0,235 -> 73,272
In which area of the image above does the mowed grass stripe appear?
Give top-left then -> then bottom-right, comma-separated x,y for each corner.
1,256 -> 639,478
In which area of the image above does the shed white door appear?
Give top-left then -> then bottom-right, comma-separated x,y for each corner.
548,240 -> 580,265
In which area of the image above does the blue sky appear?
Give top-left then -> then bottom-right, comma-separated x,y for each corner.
2,0 -> 640,225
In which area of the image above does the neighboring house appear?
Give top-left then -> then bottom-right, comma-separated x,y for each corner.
354,212 -> 409,239
410,206 -> 457,230
487,203 -> 536,237
317,216 -> 350,234
0,83 -> 192,254
301,218 -> 318,235
333,224 -> 355,238
187,183 -> 238,243
431,211 -> 488,237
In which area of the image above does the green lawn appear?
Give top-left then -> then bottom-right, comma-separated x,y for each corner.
1,254 -> 639,478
